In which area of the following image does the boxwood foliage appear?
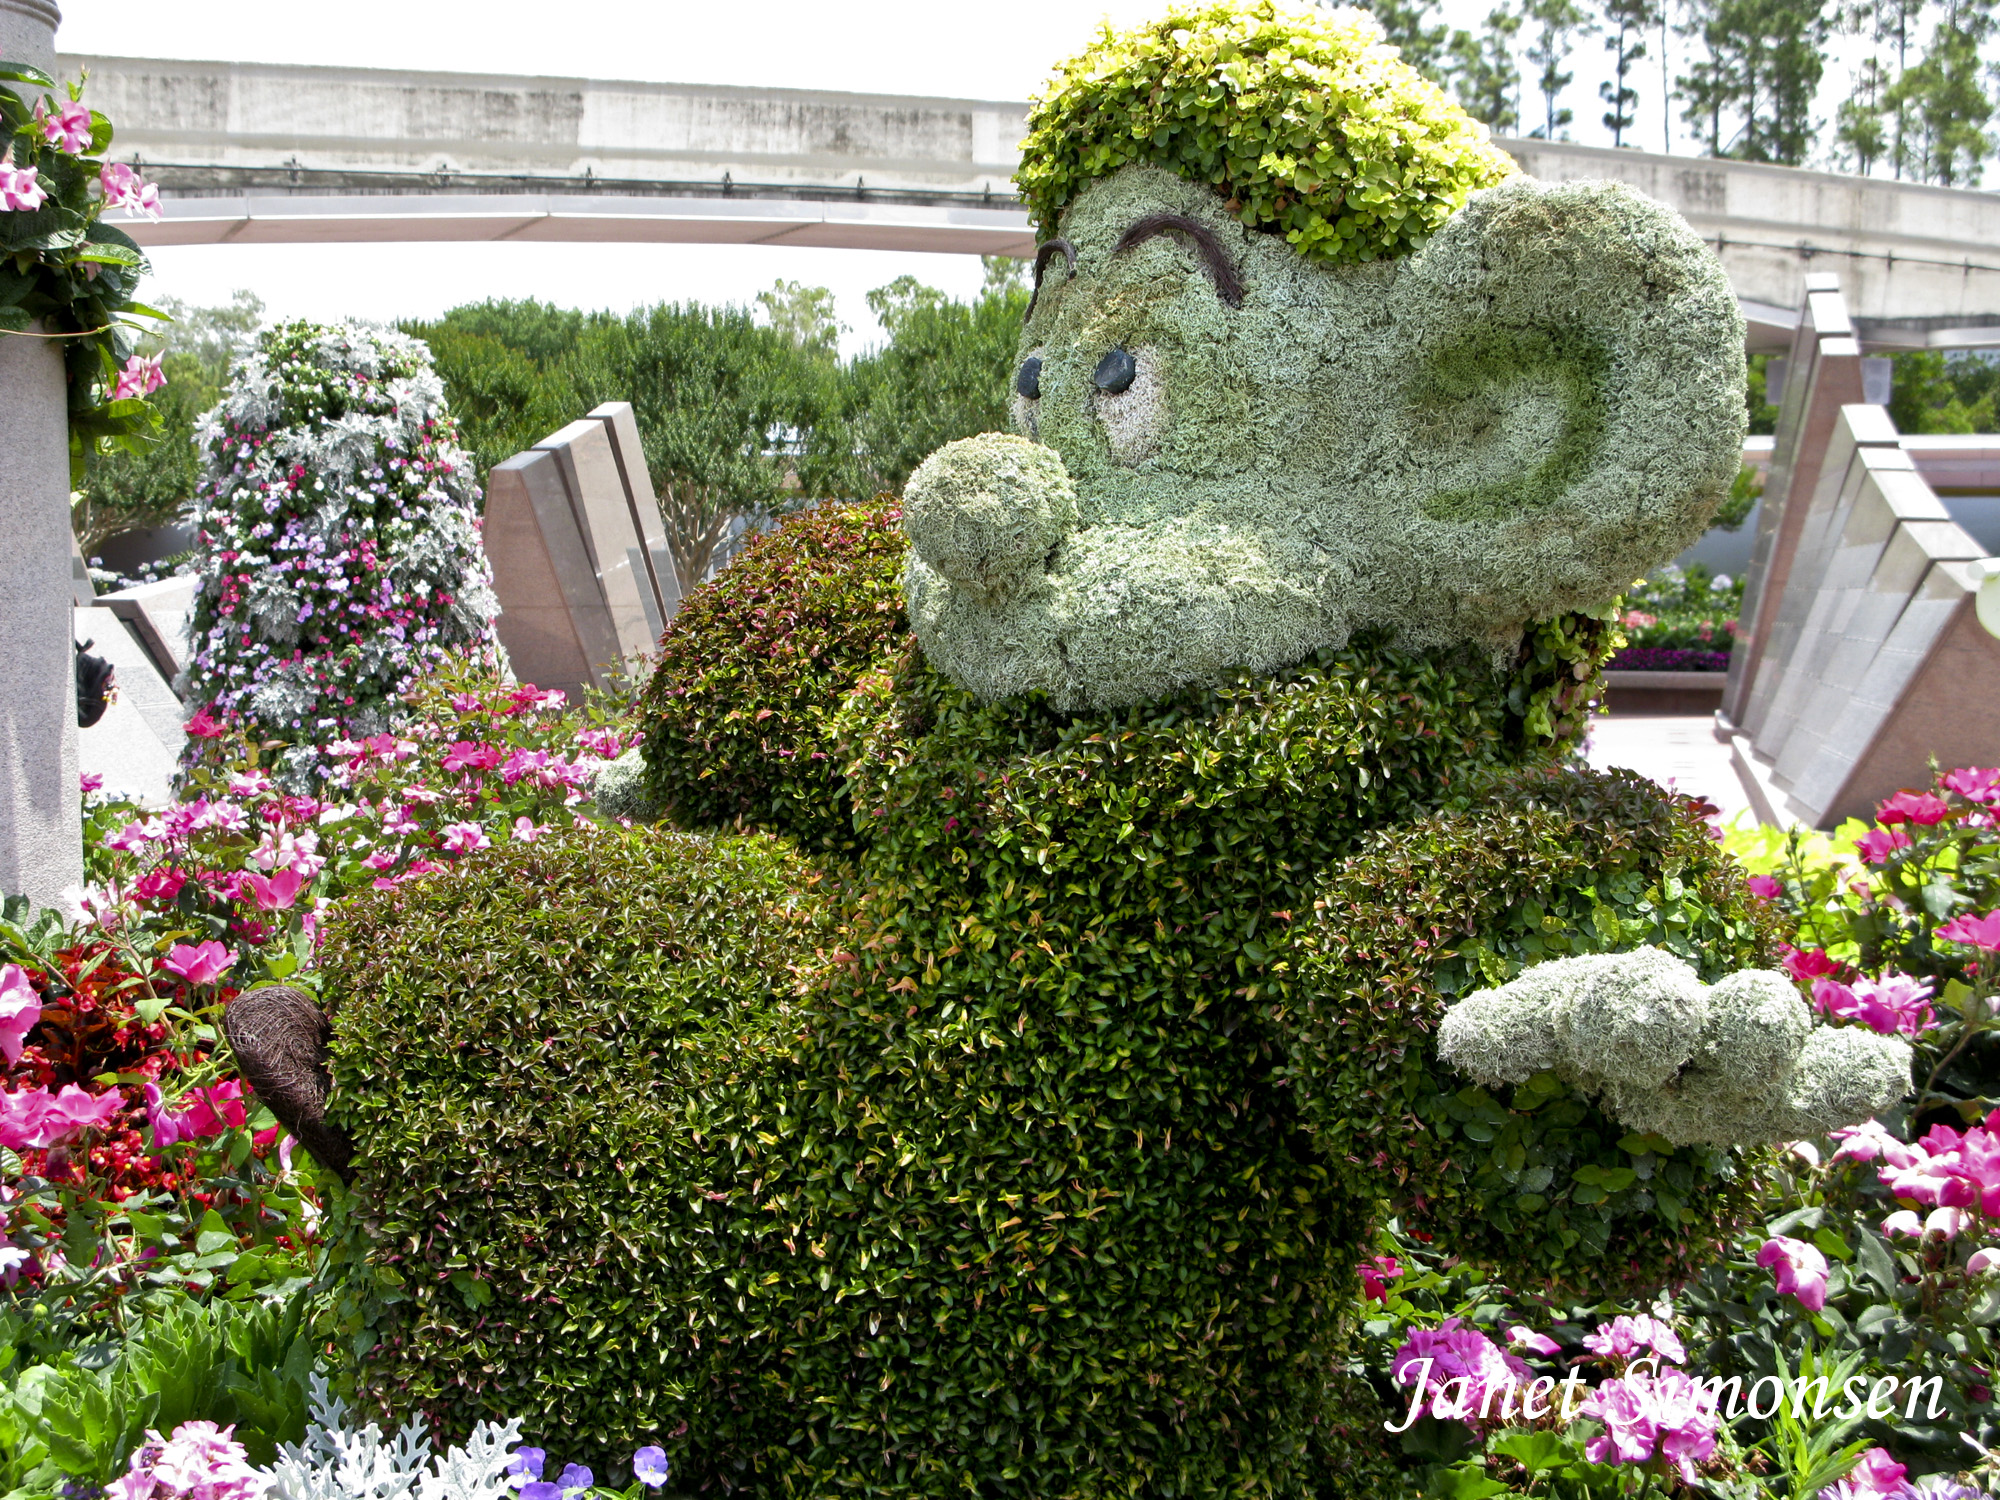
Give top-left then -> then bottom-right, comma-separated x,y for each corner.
1274,765 -> 1783,1300
635,495 -> 909,854
322,612 -> 1768,1493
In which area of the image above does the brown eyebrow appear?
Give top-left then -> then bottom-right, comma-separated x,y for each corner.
1112,213 -> 1244,308
1024,238 -> 1077,323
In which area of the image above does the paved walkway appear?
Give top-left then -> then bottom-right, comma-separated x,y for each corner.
1584,713 -> 1754,825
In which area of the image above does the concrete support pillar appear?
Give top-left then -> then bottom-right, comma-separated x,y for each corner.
0,0 -> 82,911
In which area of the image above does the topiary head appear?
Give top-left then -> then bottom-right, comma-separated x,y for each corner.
903,4 -> 1746,713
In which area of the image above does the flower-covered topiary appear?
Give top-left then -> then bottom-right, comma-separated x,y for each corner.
180,322 -> 497,781
1016,0 -> 1517,266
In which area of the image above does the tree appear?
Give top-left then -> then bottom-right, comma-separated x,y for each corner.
1601,0 -> 1659,145
1524,0 -> 1595,138
1889,349 -> 1999,432
1355,0 -> 1452,79
1447,5 -> 1525,131
1885,7 -> 1995,184
1677,0 -> 1826,164
755,278 -> 843,360
1836,0 -> 1929,175
71,291 -> 264,558
805,259 -> 1029,500
1835,54 -> 1894,173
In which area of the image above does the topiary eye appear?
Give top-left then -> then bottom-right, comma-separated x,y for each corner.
1092,348 -> 1136,394
1016,357 -> 1043,400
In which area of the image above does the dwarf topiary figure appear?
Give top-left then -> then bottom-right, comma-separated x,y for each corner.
243,4 -> 1910,1492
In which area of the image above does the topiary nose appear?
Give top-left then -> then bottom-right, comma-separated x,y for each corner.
902,433 -> 1078,599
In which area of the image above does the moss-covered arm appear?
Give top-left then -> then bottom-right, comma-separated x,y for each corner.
1437,948 -> 1913,1146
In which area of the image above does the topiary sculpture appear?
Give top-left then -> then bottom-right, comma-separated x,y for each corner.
237,4 -> 1912,1492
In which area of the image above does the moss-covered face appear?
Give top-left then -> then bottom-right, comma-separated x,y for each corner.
903,165 -> 1747,710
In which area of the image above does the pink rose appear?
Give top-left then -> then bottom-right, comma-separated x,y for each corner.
161,941 -> 232,987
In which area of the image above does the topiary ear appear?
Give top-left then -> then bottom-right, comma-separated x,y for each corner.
1388,177 -> 1746,632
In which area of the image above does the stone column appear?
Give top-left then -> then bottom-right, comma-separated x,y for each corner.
0,0 -> 82,911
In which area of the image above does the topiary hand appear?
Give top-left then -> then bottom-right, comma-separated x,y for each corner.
1437,947 -> 1913,1147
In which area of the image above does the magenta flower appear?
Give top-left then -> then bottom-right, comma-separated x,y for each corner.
80,771 -> 103,795
0,163 -> 46,212
442,739 -> 501,773
1506,1325 -> 1563,1357
1783,947 -> 1843,983
441,821 -> 491,854
183,704 -> 227,739
1579,1367 -> 1719,1481
511,816 -> 544,843
99,160 -> 161,219
131,867 -> 186,903
146,1080 -> 247,1149
1745,874 -> 1783,901
1819,1446 -> 1908,1499
576,726 -> 625,758
0,1084 -> 121,1150
1938,910 -> 2000,953
1357,1254 -> 1401,1302
1812,972 -> 1937,1037
1877,789 -> 1952,826
1831,1119 -> 1921,1170
112,352 -> 166,402
1391,1318 -> 1531,1429
107,1420 -> 265,1500
0,965 -> 40,1067
1756,1235 -> 1830,1311
244,868 -> 306,910
1944,766 -> 2000,805
161,940 -> 233,986
1856,825 -> 1912,864
1969,1246 -> 2000,1276
1583,1314 -> 1686,1366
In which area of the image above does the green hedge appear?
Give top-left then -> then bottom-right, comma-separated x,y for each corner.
636,497 -> 909,855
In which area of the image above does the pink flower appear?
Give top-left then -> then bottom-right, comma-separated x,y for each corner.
1856,825 -> 1912,865
1831,1119 -> 1921,1170
113,1419 -> 264,1500
0,964 -> 40,1067
189,799 -> 249,835
1813,972 -> 1937,1037
449,692 -> 484,714
40,99 -> 91,154
1745,874 -> 1783,901
251,828 -> 323,877
1944,766 -> 2000,806
1783,947 -> 1844,983
79,772 -> 103,795
0,163 -> 46,212
361,847 -> 399,871
1882,1210 -> 1924,1238
442,740 -> 502,774
500,747 -> 551,785
161,941 -> 232,987
244,869 -> 305,910
112,353 -> 165,402
1583,1314 -> 1686,1366
1756,1235 -> 1831,1312
1877,789 -> 1952,827
511,816 -> 544,843
1969,1246 -> 2000,1275
226,770 -> 273,797
1506,1326 -> 1563,1357
1927,1205 -> 1971,1240
440,821 -> 490,854
1939,910 -> 2000,953
105,818 -> 160,852
183,704 -> 227,739
146,1080 -> 246,1149
380,803 -> 419,836
1358,1255 -> 1401,1302
1391,1318 -> 1531,1430
1580,1367 -> 1719,1481
1819,1446 -> 1908,1499
99,160 -> 160,219
0,1084 -> 121,1149
576,726 -> 625,759
131,867 -> 186,904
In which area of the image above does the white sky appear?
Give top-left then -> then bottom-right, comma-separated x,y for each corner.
56,0 -> 1880,355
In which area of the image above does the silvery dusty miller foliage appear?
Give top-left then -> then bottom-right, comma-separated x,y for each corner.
180,321 -> 498,779
258,1373 -> 522,1500
1438,947 -> 1914,1146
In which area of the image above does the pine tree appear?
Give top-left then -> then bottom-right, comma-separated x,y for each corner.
1448,4 -> 1526,130
1525,0 -> 1596,137
1887,0 -> 1995,184
1676,0 -> 1825,164
1601,0 -> 1660,145
1356,0 -> 1453,79
1836,54 -> 1893,171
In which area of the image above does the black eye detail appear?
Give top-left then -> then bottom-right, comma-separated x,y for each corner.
1092,348 -> 1136,394
1015,356 -> 1042,400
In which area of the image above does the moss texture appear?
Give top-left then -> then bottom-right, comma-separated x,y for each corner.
1437,950 -> 1913,1146
1016,1 -> 1518,266
906,166 -> 1747,711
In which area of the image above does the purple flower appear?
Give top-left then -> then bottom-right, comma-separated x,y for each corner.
518,1485 -> 561,1500
1582,1314 -> 1685,1366
556,1465 -> 593,1496
1579,1368 -> 1719,1482
632,1448 -> 670,1488
1390,1317 -> 1531,1430
507,1447 -> 547,1482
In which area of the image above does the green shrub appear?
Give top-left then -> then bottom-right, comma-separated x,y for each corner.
1017,0 -> 1517,267
320,827 -> 838,1464
1277,765 -> 1783,1299
636,496 -> 909,854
